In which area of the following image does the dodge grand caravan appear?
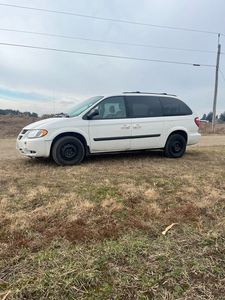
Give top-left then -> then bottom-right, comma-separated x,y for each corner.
16,92 -> 201,166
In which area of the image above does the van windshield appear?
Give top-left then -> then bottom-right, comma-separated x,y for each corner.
65,96 -> 103,117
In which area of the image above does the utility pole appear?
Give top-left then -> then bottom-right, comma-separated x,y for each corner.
212,34 -> 221,132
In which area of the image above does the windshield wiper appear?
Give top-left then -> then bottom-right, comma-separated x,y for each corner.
53,112 -> 69,118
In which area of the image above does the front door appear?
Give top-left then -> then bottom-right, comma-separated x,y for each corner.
88,96 -> 131,152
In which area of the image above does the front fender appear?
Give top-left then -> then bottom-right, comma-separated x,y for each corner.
45,126 -> 90,154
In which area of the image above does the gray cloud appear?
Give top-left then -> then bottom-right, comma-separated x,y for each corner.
0,0 -> 224,117
60,100 -> 75,106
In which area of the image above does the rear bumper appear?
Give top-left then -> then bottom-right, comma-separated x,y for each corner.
187,133 -> 201,146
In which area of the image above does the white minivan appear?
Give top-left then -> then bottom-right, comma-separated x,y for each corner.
16,92 -> 201,166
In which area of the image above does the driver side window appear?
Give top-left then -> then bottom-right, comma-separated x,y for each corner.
92,96 -> 126,119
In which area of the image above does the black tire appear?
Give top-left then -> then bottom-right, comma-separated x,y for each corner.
164,134 -> 186,158
52,136 -> 85,166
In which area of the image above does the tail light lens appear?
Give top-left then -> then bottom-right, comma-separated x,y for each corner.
194,117 -> 200,127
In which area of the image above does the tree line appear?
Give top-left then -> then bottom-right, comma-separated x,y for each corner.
201,111 -> 225,123
0,109 -> 38,118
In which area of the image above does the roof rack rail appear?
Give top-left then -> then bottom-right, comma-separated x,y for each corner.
123,91 -> 141,94
123,91 -> 177,96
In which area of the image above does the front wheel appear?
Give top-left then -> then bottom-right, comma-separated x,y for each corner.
164,134 -> 186,158
52,136 -> 85,166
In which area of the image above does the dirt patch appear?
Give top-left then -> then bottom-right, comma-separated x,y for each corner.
0,140 -> 23,159
191,135 -> 225,147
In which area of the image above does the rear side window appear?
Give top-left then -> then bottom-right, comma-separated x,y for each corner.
126,96 -> 163,118
160,97 -> 192,116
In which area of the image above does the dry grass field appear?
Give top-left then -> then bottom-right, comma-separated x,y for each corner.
199,122 -> 225,135
0,114 -> 53,139
0,115 -> 225,299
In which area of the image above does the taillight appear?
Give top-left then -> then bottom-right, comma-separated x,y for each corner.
194,117 -> 200,127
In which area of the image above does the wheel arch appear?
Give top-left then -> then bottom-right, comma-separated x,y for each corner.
50,132 -> 89,157
165,130 -> 188,146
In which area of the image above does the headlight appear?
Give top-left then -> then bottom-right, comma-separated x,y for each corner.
28,129 -> 48,138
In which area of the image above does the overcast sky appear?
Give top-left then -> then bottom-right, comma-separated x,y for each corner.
0,0 -> 224,117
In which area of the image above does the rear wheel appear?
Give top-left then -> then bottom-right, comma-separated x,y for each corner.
52,136 -> 85,166
164,134 -> 186,158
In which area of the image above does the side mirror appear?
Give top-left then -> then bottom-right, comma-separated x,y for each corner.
87,108 -> 99,119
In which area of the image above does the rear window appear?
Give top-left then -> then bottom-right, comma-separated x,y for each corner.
160,97 -> 192,116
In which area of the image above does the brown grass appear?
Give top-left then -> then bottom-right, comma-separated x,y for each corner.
0,114 -> 53,139
0,115 -> 225,299
199,122 -> 225,134
0,145 -> 225,299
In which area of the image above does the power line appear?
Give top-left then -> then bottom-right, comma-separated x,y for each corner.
0,3 -> 222,36
219,68 -> 225,82
0,42 -> 216,67
0,28 -> 217,54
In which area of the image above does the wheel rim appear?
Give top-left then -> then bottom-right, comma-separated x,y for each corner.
61,143 -> 77,160
171,141 -> 182,153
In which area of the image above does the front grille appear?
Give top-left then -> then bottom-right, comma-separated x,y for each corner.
21,129 -> 28,134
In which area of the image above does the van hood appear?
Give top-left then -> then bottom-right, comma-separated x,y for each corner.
23,117 -> 69,130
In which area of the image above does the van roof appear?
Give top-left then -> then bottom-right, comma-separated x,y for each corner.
122,91 -> 177,96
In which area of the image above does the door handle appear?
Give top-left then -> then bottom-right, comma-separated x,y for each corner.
121,125 -> 130,129
133,124 -> 141,129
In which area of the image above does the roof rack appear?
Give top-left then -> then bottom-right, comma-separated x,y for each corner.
123,91 -> 177,96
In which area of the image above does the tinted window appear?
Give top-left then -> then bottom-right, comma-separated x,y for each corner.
92,96 -> 126,119
126,96 -> 162,118
160,97 -> 192,116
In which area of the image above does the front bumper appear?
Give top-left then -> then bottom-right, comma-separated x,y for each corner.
16,134 -> 51,158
